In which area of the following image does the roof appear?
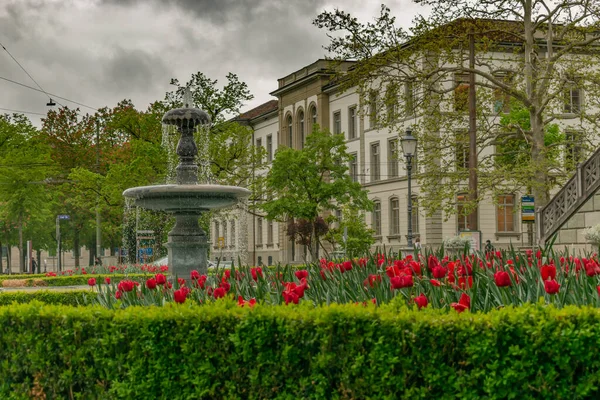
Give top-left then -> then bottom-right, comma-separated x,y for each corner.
234,100 -> 278,123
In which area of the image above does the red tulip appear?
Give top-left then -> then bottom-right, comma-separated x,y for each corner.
390,274 -> 413,289
104,277 -> 111,284
173,288 -> 187,303
451,293 -> 470,313
540,264 -> 556,281
544,279 -> 560,295
494,271 -> 511,287
458,276 -> 473,289
146,278 -> 157,289
115,290 -> 122,299
430,279 -> 442,287
190,270 -> 201,280
87,278 -> 96,287
295,270 -> 309,280
155,273 -> 167,285
432,265 -> 448,279
213,287 -> 226,299
414,294 -> 428,309
251,267 -> 263,281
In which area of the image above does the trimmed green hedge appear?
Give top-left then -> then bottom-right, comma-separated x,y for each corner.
0,290 -> 89,306
0,274 -> 149,287
1,302 -> 600,398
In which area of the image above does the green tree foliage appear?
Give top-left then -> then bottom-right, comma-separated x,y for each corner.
261,127 -> 372,260
324,205 -> 375,258
0,114 -> 55,271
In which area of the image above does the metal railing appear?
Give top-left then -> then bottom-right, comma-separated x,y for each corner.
537,146 -> 600,244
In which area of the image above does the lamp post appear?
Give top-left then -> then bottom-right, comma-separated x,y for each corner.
401,129 -> 417,248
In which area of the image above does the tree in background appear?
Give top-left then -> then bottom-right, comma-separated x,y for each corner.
0,114 -> 55,271
261,127 -> 372,261
314,3 -> 600,217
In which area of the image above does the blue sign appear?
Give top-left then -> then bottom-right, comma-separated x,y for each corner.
58,214 -> 70,220
521,195 -> 535,223
138,248 -> 153,259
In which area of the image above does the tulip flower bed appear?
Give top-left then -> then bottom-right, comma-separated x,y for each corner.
88,248 -> 600,311
0,274 -> 151,288
2,301 -> 600,398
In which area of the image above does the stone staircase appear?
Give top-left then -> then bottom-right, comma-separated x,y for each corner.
537,146 -> 600,245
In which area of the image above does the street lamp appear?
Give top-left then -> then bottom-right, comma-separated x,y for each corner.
401,129 -> 417,248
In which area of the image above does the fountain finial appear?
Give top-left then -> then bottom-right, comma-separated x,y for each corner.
183,87 -> 193,108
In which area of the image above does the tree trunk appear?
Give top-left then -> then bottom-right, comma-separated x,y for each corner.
0,239 -> 3,273
74,228 -> 80,268
311,219 -> 319,262
18,215 -> 24,272
530,111 -> 550,207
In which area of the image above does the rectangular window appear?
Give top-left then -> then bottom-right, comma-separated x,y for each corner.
256,217 -> 263,245
333,111 -> 341,134
390,198 -> 400,235
404,81 -> 415,115
388,139 -> 398,178
256,138 -> 262,163
370,142 -> 380,181
454,73 -> 470,112
493,73 -> 511,114
349,153 -> 358,182
411,196 -> 419,233
267,219 -> 274,244
348,106 -> 357,139
267,135 -> 273,162
457,194 -> 475,231
372,201 -> 381,236
223,222 -> 228,247
386,83 -> 398,122
214,221 -> 219,244
230,220 -> 236,248
335,209 -> 343,228
564,76 -> 581,113
455,130 -> 469,170
369,90 -> 378,128
497,195 -> 515,232
565,130 -> 583,170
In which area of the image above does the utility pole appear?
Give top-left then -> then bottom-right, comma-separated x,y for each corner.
95,120 -> 102,261
468,30 -> 478,231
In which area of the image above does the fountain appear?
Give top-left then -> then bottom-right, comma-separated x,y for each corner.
123,89 -> 250,279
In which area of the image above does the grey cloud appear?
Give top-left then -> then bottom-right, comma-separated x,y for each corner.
103,47 -> 172,93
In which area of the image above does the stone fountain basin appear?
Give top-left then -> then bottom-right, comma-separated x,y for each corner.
123,184 -> 251,212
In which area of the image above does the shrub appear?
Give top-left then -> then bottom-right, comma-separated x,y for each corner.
0,302 -> 599,398
0,290 -> 88,306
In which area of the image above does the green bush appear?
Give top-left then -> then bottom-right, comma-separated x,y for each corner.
0,302 -> 599,399
0,290 -> 89,306
0,274 -> 150,287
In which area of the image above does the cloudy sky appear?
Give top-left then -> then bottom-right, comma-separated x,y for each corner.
1,0 -> 427,125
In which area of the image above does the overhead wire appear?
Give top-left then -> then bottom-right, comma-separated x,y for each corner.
0,40 -> 67,108
0,41 -> 98,112
0,107 -> 47,116
0,76 -> 98,111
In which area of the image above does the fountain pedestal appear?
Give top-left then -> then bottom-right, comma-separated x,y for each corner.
165,212 -> 209,276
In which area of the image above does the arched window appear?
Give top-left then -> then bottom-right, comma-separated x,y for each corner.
310,105 -> 317,126
287,115 -> 293,148
298,110 -> 305,148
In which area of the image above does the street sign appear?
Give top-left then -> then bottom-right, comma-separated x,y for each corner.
58,214 -> 70,220
521,195 -> 535,223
